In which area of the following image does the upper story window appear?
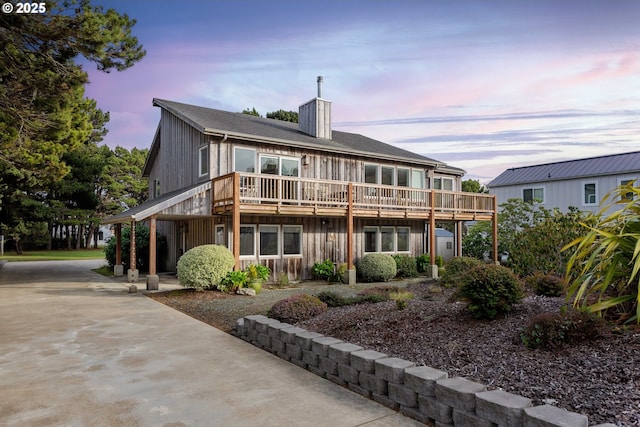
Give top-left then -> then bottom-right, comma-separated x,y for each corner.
583,182 -> 597,206
365,164 -> 425,188
234,147 -> 256,173
523,187 -> 544,203
260,155 -> 300,177
153,178 -> 161,198
433,177 -> 453,191
199,145 -> 209,177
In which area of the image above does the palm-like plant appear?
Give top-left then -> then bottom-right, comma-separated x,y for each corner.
564,182 -> 640,323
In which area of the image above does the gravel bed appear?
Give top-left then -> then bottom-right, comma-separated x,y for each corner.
149,280 -> 640,426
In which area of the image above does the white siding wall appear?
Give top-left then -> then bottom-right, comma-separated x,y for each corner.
490,173 -> 639,215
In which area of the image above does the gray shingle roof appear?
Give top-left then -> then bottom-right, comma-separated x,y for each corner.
153,98 -> 461,171
488,151 -> 640,187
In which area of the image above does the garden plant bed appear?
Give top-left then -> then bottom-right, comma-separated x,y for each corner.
149,280 -> 640,426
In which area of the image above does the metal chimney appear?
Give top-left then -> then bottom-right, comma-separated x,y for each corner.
317,76 -> 323,98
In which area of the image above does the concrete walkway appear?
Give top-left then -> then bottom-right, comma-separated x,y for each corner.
0,260 -> 425,427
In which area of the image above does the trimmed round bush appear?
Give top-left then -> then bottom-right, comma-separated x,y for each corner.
176,244 -> 235,291
458,264 -> 523,319
525,272 -> 565,297
440,256 -> 482,287
268,294 -> 328,323
358,253 -> 397,282
520,309 -> 605,350
393,254 -> 418,278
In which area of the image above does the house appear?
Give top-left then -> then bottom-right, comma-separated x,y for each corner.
488,151 -> 640,214
104,79 -> 497,287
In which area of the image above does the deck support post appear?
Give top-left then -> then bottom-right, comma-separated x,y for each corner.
346,183 -> 355,284
114,223 -> 123,276
232,173 -> 241,270
492,195 -> 499,264
146,215 -> 159,290
428,191 -> 438,279
127,220 -> 139,283
456,221 -> 463,257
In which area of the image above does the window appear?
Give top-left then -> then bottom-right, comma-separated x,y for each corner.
381,166 -> 394,186
234,147 -> 256,172
261,156 -> 279,175
434,177 -> 453,191
620,179 -> 636,201
215,225 -> 225,246
397,227 -> 410,252
364,227 -> 378,253
583,182 -> 597,205
199,145 -> 209,177
523,187 -> 544,203
365,164 -> 378,184
397,168 -> 409,187
363,226 -> 411,253
283,225 -> 302,255
239,226 -> 255,257
411,170 -> 425,189
153,178 -> 161,198
259,225 -> 279,257
240,224 -> 303,258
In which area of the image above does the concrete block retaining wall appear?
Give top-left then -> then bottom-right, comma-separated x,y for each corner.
236,314 -> 615,427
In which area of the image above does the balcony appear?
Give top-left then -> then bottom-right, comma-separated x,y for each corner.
212,173 -> 496,221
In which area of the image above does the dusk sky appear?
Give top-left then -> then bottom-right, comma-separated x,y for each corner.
84,0 -> 640,184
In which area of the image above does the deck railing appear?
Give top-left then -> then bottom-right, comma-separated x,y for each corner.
212,173 -> 495,217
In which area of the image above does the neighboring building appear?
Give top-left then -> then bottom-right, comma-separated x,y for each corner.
435,228 -> 454,262
104,80 -> 497,284
488,151 -> 640,214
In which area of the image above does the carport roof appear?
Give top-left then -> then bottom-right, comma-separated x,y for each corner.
102,182 -> 211,224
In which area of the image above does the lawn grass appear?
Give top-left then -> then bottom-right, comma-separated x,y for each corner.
0,249 -> 107,262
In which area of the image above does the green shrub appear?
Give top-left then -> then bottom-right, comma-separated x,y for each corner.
246,264 -> 271,281
312,259 -> 337,281
104,225 -> 168,272
389,291 -> 414,310
436,255 -> 444,268
393,254 -> 418,278
358,253 -> 397,282
268,294 -> 328,323
357,285 -> 399,300
176,244 -> 235,291
458,264 -> 523,319
219,270 -> 248,293
520,309 -> 605,350
525,272 -> 565,297
277,271 -> 290,287
416,254 -> 431,273
440,256 -> 482,287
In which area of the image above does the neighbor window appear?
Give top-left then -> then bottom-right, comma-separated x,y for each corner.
620,179 -> 635,201
199,145 -> 209,177
259,225 -> 279,256
239,225 -> 256,257
583,182 -> 597,205
434,177 -> 453,191
283,225 -> 302,256
234,147 -> 256,173
523,187 -> 544,203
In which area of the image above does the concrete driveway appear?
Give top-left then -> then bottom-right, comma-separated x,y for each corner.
0,260 -> 424,427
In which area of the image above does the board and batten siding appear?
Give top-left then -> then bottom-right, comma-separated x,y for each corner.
490,173 -> 640,215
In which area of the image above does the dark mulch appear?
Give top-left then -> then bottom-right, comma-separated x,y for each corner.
149,281 -> 640,426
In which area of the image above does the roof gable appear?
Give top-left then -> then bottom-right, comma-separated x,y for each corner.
488,151 -> 640,187
152,98 -> 463,173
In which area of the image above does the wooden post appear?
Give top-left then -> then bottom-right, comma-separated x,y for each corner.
492,195 -> 499,264
429,191 -> 436,265
115,224 -> 122,266
347,183 -> 353,269
232,173 -> 240,270
130,221 -> 136,270
149,215 -> 157,275
456,221 -> 463,257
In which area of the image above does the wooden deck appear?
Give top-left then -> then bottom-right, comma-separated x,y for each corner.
212,173 -> 496,221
